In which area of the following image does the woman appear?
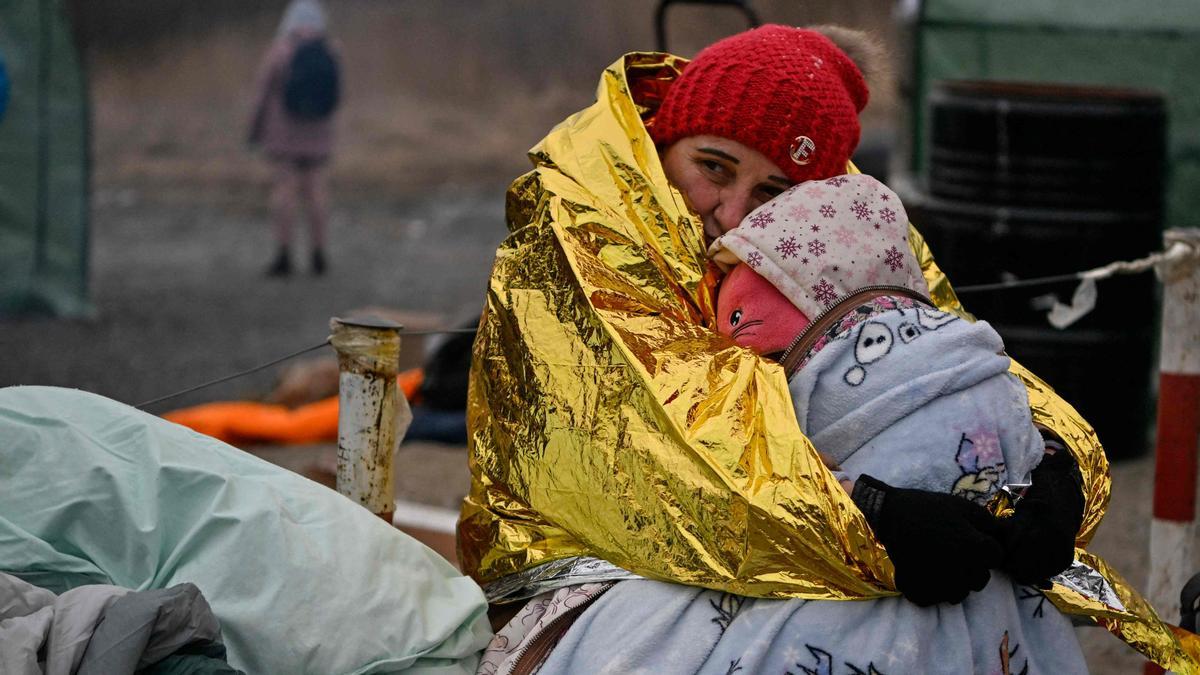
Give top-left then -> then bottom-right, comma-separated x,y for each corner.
462,25 -> 1195,674
248,0 -> 339,277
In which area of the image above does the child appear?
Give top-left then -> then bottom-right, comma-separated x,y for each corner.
711,173 -> 1046,507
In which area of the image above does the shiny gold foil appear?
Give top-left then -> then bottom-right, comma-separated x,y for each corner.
1046,551 -> 1200,674
458,52 -> 1197,670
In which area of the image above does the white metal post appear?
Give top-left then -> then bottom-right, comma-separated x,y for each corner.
329,316 -> 411,522
1148,229 -> 1200,642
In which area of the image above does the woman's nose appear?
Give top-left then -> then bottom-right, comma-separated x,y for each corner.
714,190 -> 756,233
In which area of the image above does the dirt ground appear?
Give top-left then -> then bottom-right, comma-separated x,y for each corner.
0,180 -> 508,408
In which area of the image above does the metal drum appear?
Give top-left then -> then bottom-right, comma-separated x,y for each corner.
915,81 -> 1167,458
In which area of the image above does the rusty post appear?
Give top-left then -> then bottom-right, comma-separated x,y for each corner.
329,316 -> 411,522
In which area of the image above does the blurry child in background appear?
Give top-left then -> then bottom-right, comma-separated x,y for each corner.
249,0 -> 341,277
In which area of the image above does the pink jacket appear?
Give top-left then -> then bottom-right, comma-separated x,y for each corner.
248,32 -> 337,162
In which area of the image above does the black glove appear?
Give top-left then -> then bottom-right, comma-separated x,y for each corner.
852,474 -> 1004,607
998,449 -> 1084,587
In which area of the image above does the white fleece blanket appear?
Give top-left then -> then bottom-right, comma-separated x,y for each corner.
788,300 -> 1046,505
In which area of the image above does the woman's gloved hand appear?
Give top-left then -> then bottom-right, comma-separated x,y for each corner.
997,448 -> 1084,587
852,474 -> 1004,607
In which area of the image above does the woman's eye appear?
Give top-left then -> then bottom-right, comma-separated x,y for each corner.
759,185 -> 785,200
699,159 -> 729,179
730,309 -> 742,326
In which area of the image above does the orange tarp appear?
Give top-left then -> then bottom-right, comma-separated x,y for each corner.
164,368 -> 424,445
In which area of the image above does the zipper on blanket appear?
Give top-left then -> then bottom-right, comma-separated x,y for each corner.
509,583 -> 614,675
778,285 -> 933,379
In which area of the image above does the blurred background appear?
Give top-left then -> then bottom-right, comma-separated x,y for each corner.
3,2 -> 1199,671
77,0 -> 897,198
0,0 -> 898,405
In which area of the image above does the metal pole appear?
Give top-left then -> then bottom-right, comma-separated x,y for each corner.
1146,229 -> 1200,675
329,316 -> 410,522
33,0 -> 51,276
654,0 -> 760,53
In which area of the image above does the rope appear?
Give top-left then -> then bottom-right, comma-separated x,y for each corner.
396,327 -> 478,335
134,326 -> 479,410
954,272 -> 1085,294
135,339 -> 331,410
953,240 -> 1200,294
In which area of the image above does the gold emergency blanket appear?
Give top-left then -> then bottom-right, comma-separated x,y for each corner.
458,52 -> 1199,672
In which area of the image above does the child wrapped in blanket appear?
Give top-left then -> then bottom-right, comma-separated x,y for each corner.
512,179 -> 1095,673
710,174 -> 1082,582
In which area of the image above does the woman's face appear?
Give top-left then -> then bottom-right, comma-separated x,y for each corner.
661,135 -> 792,244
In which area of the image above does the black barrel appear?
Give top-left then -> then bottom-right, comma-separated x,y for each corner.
915,81 -> 1166,459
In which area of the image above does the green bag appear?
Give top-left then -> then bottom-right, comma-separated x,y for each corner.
0,386 -> 491,674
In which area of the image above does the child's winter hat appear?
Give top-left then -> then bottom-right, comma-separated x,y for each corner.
709,174 -> 929,321
649,25 -> 869,184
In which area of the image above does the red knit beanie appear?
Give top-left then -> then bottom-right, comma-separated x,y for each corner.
650,25 -> 869,185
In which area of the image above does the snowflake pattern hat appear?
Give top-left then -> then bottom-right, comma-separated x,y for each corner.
709,174 -> 929,321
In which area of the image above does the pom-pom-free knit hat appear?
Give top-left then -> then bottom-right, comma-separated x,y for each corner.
709,174 -> 929,322
650,25 -> 869,184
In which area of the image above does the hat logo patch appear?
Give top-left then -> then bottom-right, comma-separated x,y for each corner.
790,136 -> 816,165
